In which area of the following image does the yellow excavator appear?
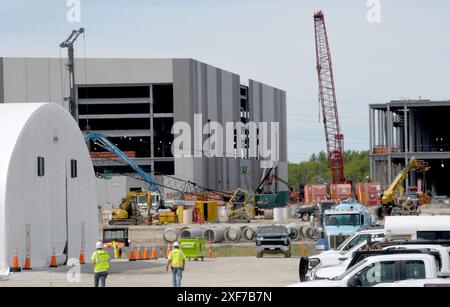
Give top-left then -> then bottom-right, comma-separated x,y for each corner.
381,157 -> 430,216
110,191 -> 152,225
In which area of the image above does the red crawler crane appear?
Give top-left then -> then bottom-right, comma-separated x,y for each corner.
314,11 -> 347,184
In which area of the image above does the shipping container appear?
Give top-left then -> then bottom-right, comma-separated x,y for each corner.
356,183 -> 381,206
330,184 -> 353,202
304,184 -> 328,204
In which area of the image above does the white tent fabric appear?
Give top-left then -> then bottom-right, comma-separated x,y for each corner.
0,103 -> 98,273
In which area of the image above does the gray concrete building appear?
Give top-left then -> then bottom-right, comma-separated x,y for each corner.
0,57 -> 288,196
369,99 -> 450,196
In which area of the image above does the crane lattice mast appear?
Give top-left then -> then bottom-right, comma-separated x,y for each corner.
60,28 -> 85,120
314,11 -> 346,184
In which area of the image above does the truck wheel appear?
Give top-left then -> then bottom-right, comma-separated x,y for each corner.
256,252 -> 263,258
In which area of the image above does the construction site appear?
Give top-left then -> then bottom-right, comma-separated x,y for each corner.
1,2 -> 450,290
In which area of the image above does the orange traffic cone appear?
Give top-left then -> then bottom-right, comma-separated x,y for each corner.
11,249 -> 21,272
143,246 -> 149,260
166,243 -> 171,258
23,250 -> 32,271
49,247 -> 58,268
136,247 -> 142,261
129,249 -> 136,262
79,249 -> 86,265
151,246 -> 158,260
208,240 -> 213,258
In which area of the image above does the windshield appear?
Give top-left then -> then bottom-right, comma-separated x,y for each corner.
325,214 -> 361,226
104,230 -> 126,241
335,259 -> 368,280
338,234 -> 370,252
258,226 -> 287,236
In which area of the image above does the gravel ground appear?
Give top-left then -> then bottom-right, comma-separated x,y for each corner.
0,256 -> 300,287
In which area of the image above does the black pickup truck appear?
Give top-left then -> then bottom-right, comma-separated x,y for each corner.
256,225 -> 295,258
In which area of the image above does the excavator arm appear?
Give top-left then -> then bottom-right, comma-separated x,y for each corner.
85,132 -> 158,192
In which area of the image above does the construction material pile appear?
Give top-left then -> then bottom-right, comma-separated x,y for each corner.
162,223 -> 316,244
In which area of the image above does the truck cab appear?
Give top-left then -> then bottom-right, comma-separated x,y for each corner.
316,200 -> 374,250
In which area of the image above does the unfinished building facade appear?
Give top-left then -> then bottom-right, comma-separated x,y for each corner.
0,57 -> 288,196
369,100 -> 450,196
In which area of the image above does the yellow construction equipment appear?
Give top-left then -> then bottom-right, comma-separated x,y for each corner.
381,157 -> 430,216
109,191 -> 151,225
226,188 -> 255,223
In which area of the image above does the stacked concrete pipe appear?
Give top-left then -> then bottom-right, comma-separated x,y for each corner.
224,227 -> 242,243
179,227 -> 204,239
202,227 -> 226,243
242,226 -> 258,241
163,228 -> 179,243
300,225 -> 315,241
286,223 -> 301,241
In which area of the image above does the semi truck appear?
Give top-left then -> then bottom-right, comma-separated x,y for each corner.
314,200 -> 375,251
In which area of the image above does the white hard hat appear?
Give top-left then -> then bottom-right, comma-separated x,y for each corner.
96,242 -> 104,249
173,242 -> 180,248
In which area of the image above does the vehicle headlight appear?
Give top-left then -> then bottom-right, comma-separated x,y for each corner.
308,258 -> 321,270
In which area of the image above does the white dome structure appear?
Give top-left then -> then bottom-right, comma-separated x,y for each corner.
0,103 -> 98,274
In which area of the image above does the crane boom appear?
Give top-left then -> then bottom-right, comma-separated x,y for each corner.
314,11 -> 346,184
84,132 -> 231,199
382,157 -> 429,205
84,132 -> 158,191
60,28 -> 85,120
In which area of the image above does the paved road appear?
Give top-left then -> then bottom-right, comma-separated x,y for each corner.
0,256 -> 300,287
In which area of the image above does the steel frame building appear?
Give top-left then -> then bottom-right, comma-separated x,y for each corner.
369,99 -> 450,196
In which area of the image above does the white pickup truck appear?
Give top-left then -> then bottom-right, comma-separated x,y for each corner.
300,229 -> 384,281
292,253 -> 441,287
374,278 -> 450,287
314,244 -> 450,280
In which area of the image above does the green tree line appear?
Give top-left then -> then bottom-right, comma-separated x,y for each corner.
288,150 -> 370,190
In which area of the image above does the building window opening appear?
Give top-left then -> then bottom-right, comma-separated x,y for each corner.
37,156 -> 45,177
89,136 -> 151,158
153,84 -> 174,113
71,159 -> 78,178
78,86 -> 150,99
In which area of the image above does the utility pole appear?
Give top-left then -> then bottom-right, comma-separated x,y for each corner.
60,28 -> 85,120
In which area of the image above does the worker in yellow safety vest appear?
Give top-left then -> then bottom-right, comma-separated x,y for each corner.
91,242 -> 110,287
166,242 -> 186,287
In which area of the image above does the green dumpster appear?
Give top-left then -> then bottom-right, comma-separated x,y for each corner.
180,238 -> 206,261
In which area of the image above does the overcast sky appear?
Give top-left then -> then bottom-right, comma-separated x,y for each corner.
1,0 -> 449,162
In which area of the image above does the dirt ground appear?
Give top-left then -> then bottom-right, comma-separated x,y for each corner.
0,256 -> 301,287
